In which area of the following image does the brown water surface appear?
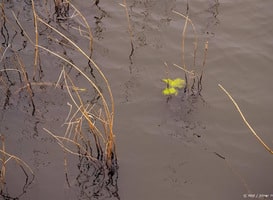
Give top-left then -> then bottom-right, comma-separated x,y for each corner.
0,0 -> 273,200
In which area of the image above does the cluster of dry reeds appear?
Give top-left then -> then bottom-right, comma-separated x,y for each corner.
38,0 -> 117,170
172,9 -> 209,95
0,0 -> 118,194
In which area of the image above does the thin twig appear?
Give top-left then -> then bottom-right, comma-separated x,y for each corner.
218,84 -> 273,154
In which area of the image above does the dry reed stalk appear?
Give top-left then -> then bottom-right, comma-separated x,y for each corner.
14,13 -> 114,127
0,134 -> 34,192
43,128 -> 98,162
31,0 -> 40,80
172,10 -> 198,92
14,81 -> 86,94
15,53 -> 36,115
13,1 -> 116,168
0,44 -> 10,63
173,63 -> 195,76
69,2 -> 93,53
172,10 -> 198,70
0,135 -> 6,191
63,71 -> 106,153
219,84 -> 273,154
172,10 -> 209,94
38,17 -> 114,118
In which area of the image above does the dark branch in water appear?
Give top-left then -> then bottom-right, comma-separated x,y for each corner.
88,54 -> 96,79
214,152 -> 225,160
95,0 -> 100,6
0,5 -> 9,47
129,41 -> 134,65
186,0 -> 189,15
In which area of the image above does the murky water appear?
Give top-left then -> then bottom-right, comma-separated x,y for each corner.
1,0 -> 273,200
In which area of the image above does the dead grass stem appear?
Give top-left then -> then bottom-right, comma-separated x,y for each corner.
0,134 -> 34,193
219,84 -> 273,154
172,10 -> 208,94
10,2 -> 117,168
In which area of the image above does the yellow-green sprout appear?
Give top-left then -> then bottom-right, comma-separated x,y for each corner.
162,78 -> 185,89
162,87 -> 178,96
162,78 -> 185,96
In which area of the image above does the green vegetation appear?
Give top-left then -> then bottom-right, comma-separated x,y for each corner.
162,78 -> 186,96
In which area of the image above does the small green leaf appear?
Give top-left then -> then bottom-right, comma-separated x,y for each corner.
162,78 -> 185,89
162,87 -> 178,96
171,78 -> 185,89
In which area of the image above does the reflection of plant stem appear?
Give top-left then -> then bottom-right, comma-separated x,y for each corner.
199,41 -> 209,91
120,1 -> 134,65
219,84 -> 273,154
201,41 -> 209,77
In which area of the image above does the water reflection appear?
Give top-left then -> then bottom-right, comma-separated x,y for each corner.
204,0 -> 220,37
75,155 -> 120,200
1,1 -> 119,199
0,135 -> 34,200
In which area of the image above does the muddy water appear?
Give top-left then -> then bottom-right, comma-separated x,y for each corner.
1,0 -> 273,200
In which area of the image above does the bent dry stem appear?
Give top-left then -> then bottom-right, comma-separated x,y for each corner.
10,0 -> 117,170
219,84 -> 273,154
0,134 -> 34,198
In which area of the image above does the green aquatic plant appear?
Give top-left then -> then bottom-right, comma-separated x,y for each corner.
162,78 -> 186,96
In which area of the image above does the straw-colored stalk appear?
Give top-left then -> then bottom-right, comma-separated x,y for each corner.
172,10 -> 198,71
0,134 -> 34,191
172,10 -> 198,91
15,53 -> 36,115
0,135 -> 6,190
16,8 -> 114,133
13,6 -> 116,166
219,84 -> 273,154
69,2 -> 93,53
31,0 -> 40,80
172,10 -> 209,94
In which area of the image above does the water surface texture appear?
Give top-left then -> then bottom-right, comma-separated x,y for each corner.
0,1 -> 273,200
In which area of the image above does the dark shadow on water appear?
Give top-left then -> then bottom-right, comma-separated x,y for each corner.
74,154 -> 120,200
163,92 -> 207,143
